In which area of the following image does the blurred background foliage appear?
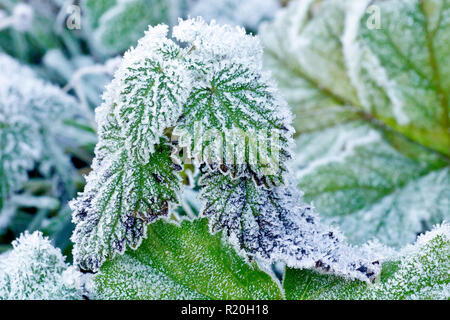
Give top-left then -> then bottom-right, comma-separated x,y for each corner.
0,0 -> 448,267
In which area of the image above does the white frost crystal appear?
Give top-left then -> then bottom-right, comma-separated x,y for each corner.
0,231 -> 82,300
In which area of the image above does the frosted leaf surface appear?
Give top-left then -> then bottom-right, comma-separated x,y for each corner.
84,0 -> 117,30
0,54 -> 82,213
261,0 -> 450,247
73,18 -> 383,280
347,0 -> 450,156
260,0 -> 361,134
173,19 -> 294,186
200,172 -> 381,282
293,122 -> 449,247
70,25 -> 191,271
0,231 -> 82,300
284,223 -> 450,300
187,0 -> 280,31
93,218 -> 283,299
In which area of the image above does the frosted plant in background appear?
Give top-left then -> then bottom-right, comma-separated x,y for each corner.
0,3 -> 33,31
82,0 -> 280,56
93,218 -> 284,299
284,223 -> 450,300
0,54 -> 86,235
0,231 -> 82,300
261,0 -> 450,247
188,0 -> 280,31
70,18 -> 382,282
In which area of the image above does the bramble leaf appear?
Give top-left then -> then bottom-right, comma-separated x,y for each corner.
93,218 -> 283,299
173,19 -> 294,186
70,26 -> 190,271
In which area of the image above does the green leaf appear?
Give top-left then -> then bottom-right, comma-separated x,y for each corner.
355,0 -> 450,156
84,0 -> 117,30
0,54 -> 82,220
261,0 -> 361,134
70,26 -> 191,271
70,143 -> 181,271
293,122 -> 449,247
261,0 -> 450,154
261,0 -> 450,247
93,218 -> 283,300
284,223 -> 450,300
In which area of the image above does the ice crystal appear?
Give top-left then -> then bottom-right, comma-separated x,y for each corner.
0,231 -> 82,300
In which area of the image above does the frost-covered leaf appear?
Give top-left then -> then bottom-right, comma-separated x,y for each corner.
72,19 -> 381,281
84,0 -> 117,30
71,143 -> 181,272
93,218 -> 283,299
187,0 -> 280,32
261,0 -> 450,247
70,25 -> 190,271
284,223 -> 450,300
0,231 -> 82,300
293,122 -> 449,247
173,19 -> 294,186
200,172 -> 381,282
261,0 -> 361,134
348,0 -> 450,156
88,0 -> 175,54
0,53 -> 82,215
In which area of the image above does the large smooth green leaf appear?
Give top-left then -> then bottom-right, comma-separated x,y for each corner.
284,223 -> 450,300
93,218 -> 283,300
261,0 -> 450,247
89,0 -> 173,54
